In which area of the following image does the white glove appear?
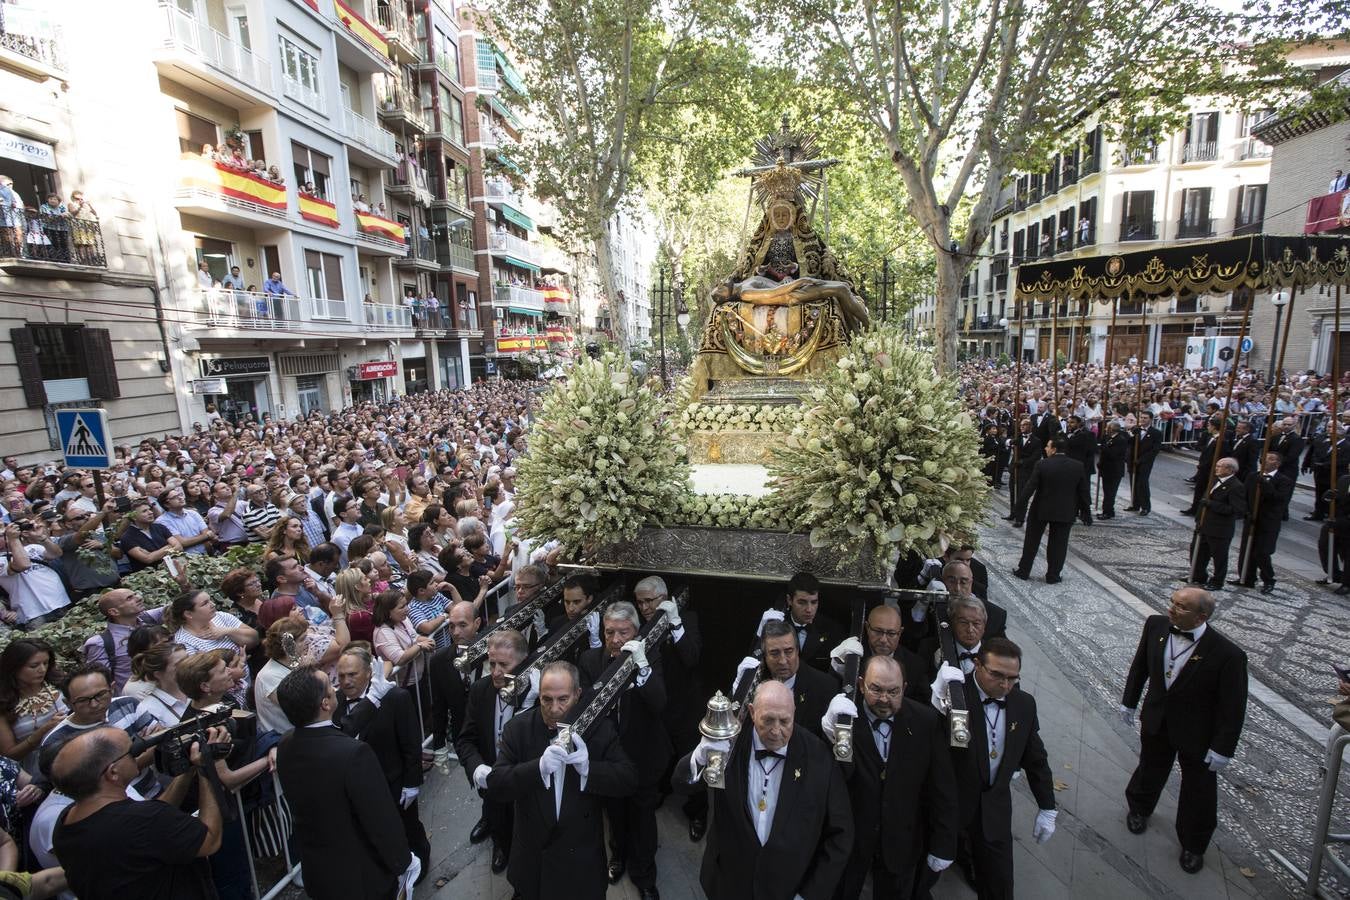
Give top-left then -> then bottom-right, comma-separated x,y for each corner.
367,659 -> 394,707
564,731 -> 589,780
691,735 -> 731,770
927,855 -> 954,872
539,743 -> 567,786
522,667 -> 541,709
1118,704 -> 1135,726
829,636 -> 863,662
731,655 -> 760,693
399,855 -> 422,895
756,608 -> 785,636
1204,749 -> 1231,772
399,786 -> 419,809
821,693 -> 858,742
621,639 -> 648,670
929,663 -> 966,712
585,610 -> 601,647
911,600 -> 928,622
657,599 -> 681,629
473,763 -> 491,790
1032,808 -> 1058,844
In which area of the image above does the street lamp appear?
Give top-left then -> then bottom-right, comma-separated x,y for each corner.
1269,288 -> 1290,380
998,317 -> 1009,359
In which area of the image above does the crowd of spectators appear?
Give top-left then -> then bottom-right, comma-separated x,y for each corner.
0,177 -> 100,265
199,143 -> 285,188
0,379 -> 556,896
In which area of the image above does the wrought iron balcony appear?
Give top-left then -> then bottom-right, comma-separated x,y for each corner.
0,211 -> 106,273
0,5 -> 62,72
1238,137 -> 1272,160
1119,220 -> 1158,241
1176,217 -> 1215,239
1180,141 -> 1218,163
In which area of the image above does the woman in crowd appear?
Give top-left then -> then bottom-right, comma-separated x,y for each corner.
220,568 -> 268,676
263,515 -> 311,564
257,594 -> 349,678
170,588 -> 258,706
336,565 -> 376,643
408,523 -> 446,578
381,506 -> 416,574
184,478 -> 213,516
371,589 -> 435,689
117,624 -> 172,701
132,642 -> 191,728
253,618 -> 306,734
0,640 -> 66,775
422,503 -> 457,548
438,546 -> 491,615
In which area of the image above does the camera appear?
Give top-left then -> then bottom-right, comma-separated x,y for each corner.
130,703 -> 248,776
114,496 -> 132,513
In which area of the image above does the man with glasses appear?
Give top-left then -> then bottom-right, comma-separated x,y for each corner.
931,637 -> 1057,898
43,664 -> 161,798
833,604 -> 929,703
56,500 -> 122,601
69,476 -> 100,515
155,487 -> 213,555
823,654 -> 958,900
81,589 -> 163,693
241,483 -> 281,543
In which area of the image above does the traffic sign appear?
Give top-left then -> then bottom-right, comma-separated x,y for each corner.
1240,337 -> 1253,353
1218,346 -> 1235,362
55,408 -> 114,469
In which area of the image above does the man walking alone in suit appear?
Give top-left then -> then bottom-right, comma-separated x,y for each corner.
1119,588 -> 1248,874
1013,434 -> 1091,584
1005,418 -> 1043,527
1189,457 -> 1246,590
1126,411 -> 1161,515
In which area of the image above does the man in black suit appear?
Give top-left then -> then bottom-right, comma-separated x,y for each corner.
1323,471 -> 1350,591
1097,421 -> 1129,519
1120,588 -> 1248,874
674,679 -> 854,900
275,665 -> 415,899
943,544 -> 989,601
1031,406 -> 1060,446
755,571 -> 842,674
932,595 -> 1010,684
633,575 -> 708,841
1302,424 -> 1342,521
1237,451 -> 1294,593
1189,457 -> 1246,590
940,564 -> 1007,640
1063,415 -> 1097,522
333,645 -> 430,877
488,661 -> 638,900
1126,411 -> 1161,515
822,655 -> 958,900
1180,419 -> 1226,516
1228,420 -> 1258,482
1005,418 -> 1043,526
929,637 -> 1057,899
427,598 -> 482,772
1270,416 -> 1305,488
578,601 -> 670,898
1013,434 -> 1091,584
455,628 -> 532,875
736,619 -> 840,740
831,603 -> 929,703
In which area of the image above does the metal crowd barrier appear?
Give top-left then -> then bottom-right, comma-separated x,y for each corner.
231,767 -> 302,900
1270,724 -> 1350,897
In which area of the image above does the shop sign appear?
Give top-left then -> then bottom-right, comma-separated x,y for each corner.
199,356 -> 271,378
357,360 -> 399,380
191,378 -> 228,395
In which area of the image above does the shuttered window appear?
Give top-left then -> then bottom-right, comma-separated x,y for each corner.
10,325 -> 121,407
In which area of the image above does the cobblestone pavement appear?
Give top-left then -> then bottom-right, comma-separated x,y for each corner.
984,482 -> 1350,899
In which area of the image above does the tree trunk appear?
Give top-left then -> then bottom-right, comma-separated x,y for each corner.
934,250 -> 964,373
595,227 -> 631,357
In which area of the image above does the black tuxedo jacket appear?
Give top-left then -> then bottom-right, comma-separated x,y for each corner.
1013,433 -> 1043,472
1064,428 -> 1097,475
487,708 -> 636,900
864,644 -> 931,704
1128,427 -> 1160,470
1032,412 -> 1060,446
1229,434 -> 1258,479
842,701 -> 958,874
793,615 -> 844,674
968,557 -> 990,602
1248,471 -> 1294,528
1097,431 -> 1128,476
1121,615 -> 1248,758
949,679 -> 1055,842
642,608 -> 703,730
1196,475 -> 1246,538
579,646 -> 672,781
333,686 -> 422,798
784,663 -> 840,740
673,728 -> 853,900
1025,455 -> 1090,523
276,724 -> 410,900
1272,431 -> 1305,480
455,673 -> 525,782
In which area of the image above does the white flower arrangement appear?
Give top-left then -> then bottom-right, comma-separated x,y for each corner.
679,402 -> 800,434
514,353 -> 692,555
763,323 -> 989,567
669,492 -> 772,530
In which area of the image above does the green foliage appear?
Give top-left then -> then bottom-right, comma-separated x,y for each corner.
764,323 -> 989,568
514,353 -> 692,554
0,545 -> 264,667
997,352 -> 1011,368
669,492 -> 771,529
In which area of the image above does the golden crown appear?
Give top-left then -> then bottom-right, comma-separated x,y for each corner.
757,157 -> 804,205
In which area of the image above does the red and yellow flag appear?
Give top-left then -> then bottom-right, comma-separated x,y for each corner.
298,193 -> 339,227
180,155 -> 287,211
496,335 -> 550,352
356,211 -> 406,241
335,0 -> 390,58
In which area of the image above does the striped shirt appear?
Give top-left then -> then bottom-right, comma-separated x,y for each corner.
241,502 -> 281,543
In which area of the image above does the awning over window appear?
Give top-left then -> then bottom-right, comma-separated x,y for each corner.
508,306 -> 543,316
499,205 -> 534,232
501,256 -> 539,273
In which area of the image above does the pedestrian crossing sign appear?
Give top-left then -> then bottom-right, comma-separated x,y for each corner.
56,408 -> 114,469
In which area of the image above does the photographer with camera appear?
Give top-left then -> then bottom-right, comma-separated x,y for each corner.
0,521 -> 71,627
49,724 -> 226,899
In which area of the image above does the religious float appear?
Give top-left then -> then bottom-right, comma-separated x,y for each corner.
492,123 -> 990,756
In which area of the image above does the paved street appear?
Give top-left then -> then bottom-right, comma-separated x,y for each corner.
268,445 -> 1349,900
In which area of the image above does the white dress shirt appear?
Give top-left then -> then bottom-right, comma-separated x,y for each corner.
1164,621 -> 1206,689
747,731 -> 786,845
863,705 -> 892,762
957,641 -> 981,676
494,696 -> 515,752
975,682 -> 1008,783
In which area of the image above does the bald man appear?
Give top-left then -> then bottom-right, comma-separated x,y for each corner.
677,680 -> 853,899
1120,589 -> 1248,874
80,589 -> 163,693
834,604 -> 929,703
1189,457 -> 1246,590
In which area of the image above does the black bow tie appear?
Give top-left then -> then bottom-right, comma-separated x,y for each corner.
871,717 -> 893,732
754,748 -> 785,761
1169,626 -> 1195,641
982,697 -> 1006,709
958,651 -> 978,661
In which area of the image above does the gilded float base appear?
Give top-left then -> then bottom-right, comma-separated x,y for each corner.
688,430 -> 789,465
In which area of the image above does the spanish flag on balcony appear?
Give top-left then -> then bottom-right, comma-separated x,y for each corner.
497,335 -> 550,352
335,0 -> 390,58
541,285 -> 572,307
356,212 -> 406,241
298,193 -> 339,227
180,155 -> 287,211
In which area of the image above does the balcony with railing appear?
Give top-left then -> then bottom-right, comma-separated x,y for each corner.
373,3 -> 418,64
330,0 -> 395,73
377,85 -> 428,133
1120,147 -> 1159,166
1237,137 -> 1272,161
1233,213 -> 1264,237
174,154 -> 289,225
362,301 -> 414,331
394,236 -> 438,270
192,288 -> 412,335
1081,152 -> 1100,177
0,212 -> 107,277
1076,223 -> 1097,247
488,230 -> 536,263
1119,220 -> 1159,241
1180,141 -> 1218,163
342,107 -> 398,165
155,2 -> 272,104
476,65 -> 500,93
282,73 -> 321,110
495,284 -> 546,313
443,242 -> 476,273
1176,217 -> 1215,239
484,177 -> 523,207
0,4 -> 62,73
